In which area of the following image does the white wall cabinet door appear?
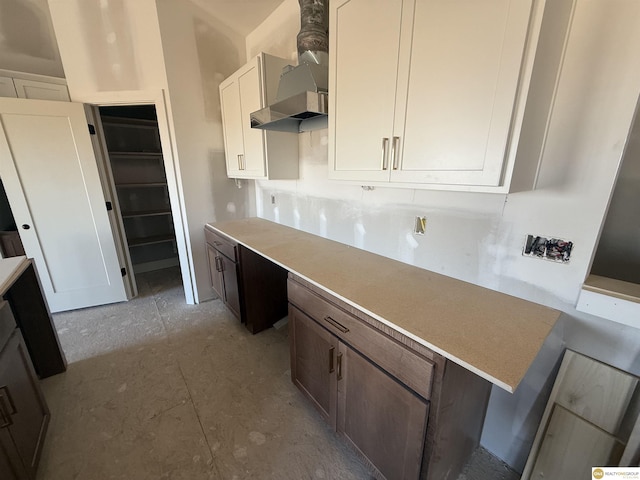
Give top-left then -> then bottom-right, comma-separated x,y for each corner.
0,76 -> 17,98
328,0 -> 405,183
220,78 -> 246,177
329,0 -> 539,190
0,98 -> 126,312
219,53 -> 298,180
13,79 -> 70,102
392,0 -> 533,186
237,60 -> 267,178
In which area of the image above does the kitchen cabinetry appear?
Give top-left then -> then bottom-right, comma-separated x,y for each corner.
0,71 -> 69,102
205,226 -> 288,333
101,115 -> 178,274
0,301 -> 50,480
522,350 -> 640,479
206,228 -> 241,319
219,53 -> 298,180
328,0 -> 550,191
288,274 -> 492,480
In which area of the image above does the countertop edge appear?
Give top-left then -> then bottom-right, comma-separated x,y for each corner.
0,256 -> 31,296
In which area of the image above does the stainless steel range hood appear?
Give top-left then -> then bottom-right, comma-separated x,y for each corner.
250,0 -> 329,133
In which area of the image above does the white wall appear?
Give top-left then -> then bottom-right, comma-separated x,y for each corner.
155,0 -> 253,302
48,0 -> 168,95
0,0 -> 64,77
247,0 -> 640,472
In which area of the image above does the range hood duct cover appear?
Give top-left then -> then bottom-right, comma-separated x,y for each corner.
251,0 -> 329,133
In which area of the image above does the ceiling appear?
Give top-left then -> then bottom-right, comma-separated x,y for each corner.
190,0 -> 288,36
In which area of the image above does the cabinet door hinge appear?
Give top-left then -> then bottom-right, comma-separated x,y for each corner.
88,124 -> 96,135
121,267 -> 127,277
106,201 -> 113,211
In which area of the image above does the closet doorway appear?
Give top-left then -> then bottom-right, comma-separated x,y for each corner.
97,105 -> 180,296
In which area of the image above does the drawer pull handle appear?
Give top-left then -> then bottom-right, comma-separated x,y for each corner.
329,346 -> 335,373
324,316 -> 349,333
337,352 -> 343,381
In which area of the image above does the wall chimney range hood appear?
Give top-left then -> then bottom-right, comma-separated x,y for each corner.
250,0 -> 329,133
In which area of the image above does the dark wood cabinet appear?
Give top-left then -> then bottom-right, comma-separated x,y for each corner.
0,301 -> 50,480
290,307 -> 337,426
288,274 -> 492,480
205,226 -> 288,333
205,228 -> 242,319
0,428 -> 28,480
290,298 -> 429,479
337,343 -> 429,480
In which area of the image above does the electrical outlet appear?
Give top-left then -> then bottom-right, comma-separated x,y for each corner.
414,216 -> 427,235
523,235 -> 573,263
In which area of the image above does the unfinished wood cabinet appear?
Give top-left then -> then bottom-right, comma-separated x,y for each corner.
522,350 -> 640,479
288,274 -> 492,480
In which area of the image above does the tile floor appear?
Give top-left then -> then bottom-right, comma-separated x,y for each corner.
38,267 -> 518,480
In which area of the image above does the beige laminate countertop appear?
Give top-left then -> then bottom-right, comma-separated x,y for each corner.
0,256 -> 30,296
206,218 -> 560,393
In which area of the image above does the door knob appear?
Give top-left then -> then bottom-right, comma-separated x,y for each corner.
21,224 -> 30,230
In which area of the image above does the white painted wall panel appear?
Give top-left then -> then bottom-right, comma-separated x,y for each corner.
155,0 -> 253,302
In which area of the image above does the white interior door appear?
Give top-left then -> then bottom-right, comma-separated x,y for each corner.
0,98 -> 126,312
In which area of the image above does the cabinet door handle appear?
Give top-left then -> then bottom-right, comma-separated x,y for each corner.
391,136 -> 400,170
216,256 -> 224,272
381,137 -> 389,170
0,387 -> 15,429
329,346 -> 335,373
237,154 -> 242,170
0,403 -> 11,428
0,386 -> 16,415
337,352 -> 343,381
241,154 -> 245,170
324,316 -> 349,333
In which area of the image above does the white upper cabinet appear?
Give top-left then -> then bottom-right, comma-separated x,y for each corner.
219,53 -> 298,180
0,76 -> 18,98
0,70 -> 70,101
329,0 -> 554,192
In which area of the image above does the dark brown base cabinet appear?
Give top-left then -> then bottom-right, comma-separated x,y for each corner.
205,226 -> 288,334
0,302 -> 50,480
288,274 -> 492,480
